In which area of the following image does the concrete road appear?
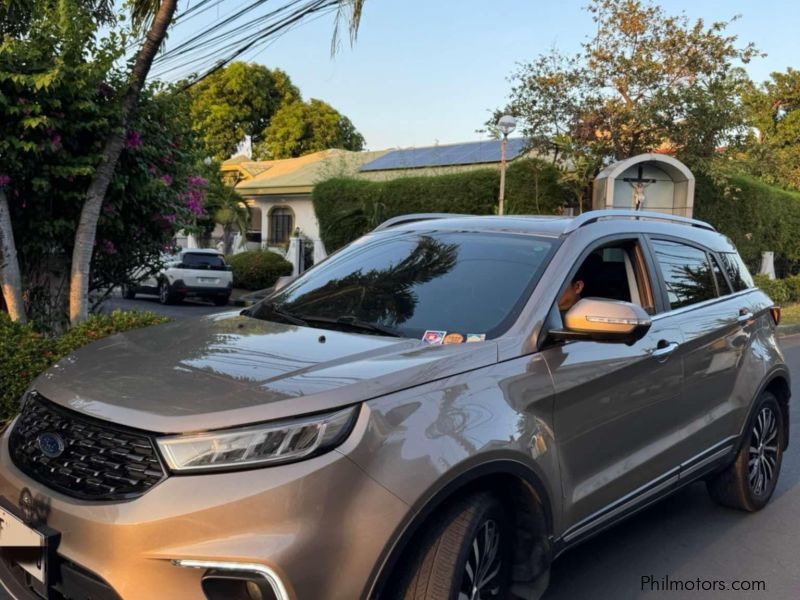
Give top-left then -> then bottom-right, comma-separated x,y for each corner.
545,335 -> 800,600
100,292 -> 235,320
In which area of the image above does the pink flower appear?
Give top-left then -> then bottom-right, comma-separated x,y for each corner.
50,134 -> 61,148
188,175 -> 208,188
164,214 -> 177,224
161,174 -> 173,186
126,130 -> 142,149
0,175 -> 10,187
148,164 -> 157,177
102,240 -> 117,254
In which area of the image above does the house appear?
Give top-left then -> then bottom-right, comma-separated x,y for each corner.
221,149 -> 389,252
218,138 -> 531,256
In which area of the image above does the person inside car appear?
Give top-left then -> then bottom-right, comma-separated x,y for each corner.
558,253 -> 601,313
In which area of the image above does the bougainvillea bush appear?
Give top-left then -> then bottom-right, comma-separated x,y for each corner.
0,2 -> 208,327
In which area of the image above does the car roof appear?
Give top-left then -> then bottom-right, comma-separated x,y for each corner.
376,210 -> 736,253
180,248 -> 223,255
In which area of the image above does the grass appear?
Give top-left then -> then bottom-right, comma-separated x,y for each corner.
781,303 -> 800,327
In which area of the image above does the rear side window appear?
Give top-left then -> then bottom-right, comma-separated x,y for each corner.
711,255 -> 732,295
182,253 -> 227,270
651,240 -> 718,310
719,252 -> 754,291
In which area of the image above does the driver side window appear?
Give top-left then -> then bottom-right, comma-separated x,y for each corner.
559,239 -> 656,320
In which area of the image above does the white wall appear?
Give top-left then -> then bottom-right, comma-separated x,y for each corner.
251,196 -> 320,248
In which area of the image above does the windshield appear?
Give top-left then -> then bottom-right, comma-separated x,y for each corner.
182,253 -> 227,270
251,230 -> 556,340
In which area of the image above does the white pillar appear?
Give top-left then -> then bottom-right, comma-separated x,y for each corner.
287,236 -> 303,277
260,205 -> 269,250
759,251 -> 776,280
186,233 -> 198,249
313,239 -> 327,264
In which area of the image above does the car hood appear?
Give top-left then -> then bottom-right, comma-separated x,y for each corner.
33,312 -> 498,433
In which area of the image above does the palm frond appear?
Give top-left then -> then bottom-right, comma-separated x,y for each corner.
331,0 -> 365,56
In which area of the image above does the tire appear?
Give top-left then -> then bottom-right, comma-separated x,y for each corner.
121,285 -> 136,300
706,391 -> 784,512
212,295 -> 230,307
158,280 -> 177,305
396,492 -> 512,600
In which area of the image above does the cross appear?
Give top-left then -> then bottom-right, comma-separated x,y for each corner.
622,165 -> 657,211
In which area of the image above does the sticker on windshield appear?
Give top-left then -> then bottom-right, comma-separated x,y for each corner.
422,330 -> 447,345
443,333 -> 464,345
466,333 -> 486,343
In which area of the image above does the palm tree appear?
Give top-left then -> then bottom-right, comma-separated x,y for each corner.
206,177 -> 250,255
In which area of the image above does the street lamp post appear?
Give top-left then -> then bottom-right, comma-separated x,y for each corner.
496,115 -> 517,215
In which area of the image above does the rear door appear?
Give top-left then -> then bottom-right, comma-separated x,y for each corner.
647,238 -> 755,478
542,235 -> 686,540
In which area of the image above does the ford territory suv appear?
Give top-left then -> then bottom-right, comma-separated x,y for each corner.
0,210 -> 790,600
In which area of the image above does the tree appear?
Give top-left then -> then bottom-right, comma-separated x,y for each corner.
257,99 -> 365,159
1,0 -> 368,325
500,0 -> 758,172
198,166 -> 249,255
188,62 -> 301,161
69,0 -> 180,323
738,68 -> 800,189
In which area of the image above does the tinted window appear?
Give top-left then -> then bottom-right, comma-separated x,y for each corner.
259,230 -> 556,339
711,255 -> 732,295
651,240 -> 717,309
182,253 -> 227,270
719,252 -> 754,291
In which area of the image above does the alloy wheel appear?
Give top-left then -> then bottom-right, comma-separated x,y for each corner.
159,282 -> 169,303
749,406 -> 779,496
459,519 -> 502,600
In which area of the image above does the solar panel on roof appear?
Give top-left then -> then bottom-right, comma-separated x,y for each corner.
359,138 -> 528,172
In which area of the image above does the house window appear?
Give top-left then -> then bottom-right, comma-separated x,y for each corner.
247,207 -> 262,243
269,207 -> 294,245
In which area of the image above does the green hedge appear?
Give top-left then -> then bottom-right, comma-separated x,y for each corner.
695,172 -> 800,270
0,310 -> 169,423
313,159 -> 571,251
227,250 -> 293,290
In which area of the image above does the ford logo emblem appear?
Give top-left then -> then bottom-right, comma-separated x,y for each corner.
36,433 -> 66,458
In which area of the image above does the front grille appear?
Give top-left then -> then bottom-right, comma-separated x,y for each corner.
8,393 -> 166,501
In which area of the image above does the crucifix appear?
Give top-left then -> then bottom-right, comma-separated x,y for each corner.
622,165 -> 657,211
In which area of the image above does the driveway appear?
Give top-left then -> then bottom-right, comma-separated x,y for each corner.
100,292 -> 236,320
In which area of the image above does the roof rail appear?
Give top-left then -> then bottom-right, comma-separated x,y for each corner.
563,209 -> 715,234
373,213 -> 469,231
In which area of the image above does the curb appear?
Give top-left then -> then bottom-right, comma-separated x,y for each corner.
778,324 -> 800,337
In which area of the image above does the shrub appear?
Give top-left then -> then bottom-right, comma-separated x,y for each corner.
782,274 -> 800,303
753,274 -> 790,304
694,172 -> 800,271
227,250 -> 293,290
0,310 -> 169,423
313,159 -> 571,251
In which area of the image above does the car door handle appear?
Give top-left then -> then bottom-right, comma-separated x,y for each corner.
652,340 -> 679,358
737,311 -> 754,325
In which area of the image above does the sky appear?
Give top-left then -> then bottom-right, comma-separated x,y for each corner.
163,0 -> 800,151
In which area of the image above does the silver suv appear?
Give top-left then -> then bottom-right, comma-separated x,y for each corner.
0,211 -> 789,600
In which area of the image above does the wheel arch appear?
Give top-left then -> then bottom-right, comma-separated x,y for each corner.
736,367 -> 791,454
762,368 -> 791,450
366,459 -> 554,599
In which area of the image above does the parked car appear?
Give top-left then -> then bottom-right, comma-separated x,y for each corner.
123,248 -> 233,306
0,210 -> 789,600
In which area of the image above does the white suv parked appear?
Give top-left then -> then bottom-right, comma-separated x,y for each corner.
123,248 -> 233,305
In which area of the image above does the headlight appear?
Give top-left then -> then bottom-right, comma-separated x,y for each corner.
157,406 -> 358,473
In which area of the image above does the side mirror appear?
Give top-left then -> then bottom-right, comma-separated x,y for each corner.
550,298 -> 652,344
273,274 -> 299,293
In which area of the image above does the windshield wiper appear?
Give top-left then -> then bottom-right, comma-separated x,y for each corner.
248,302 -> 308,327
299,315 -> 404,338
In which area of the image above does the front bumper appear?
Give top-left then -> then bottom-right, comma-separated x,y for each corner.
0,425 -> 408,600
